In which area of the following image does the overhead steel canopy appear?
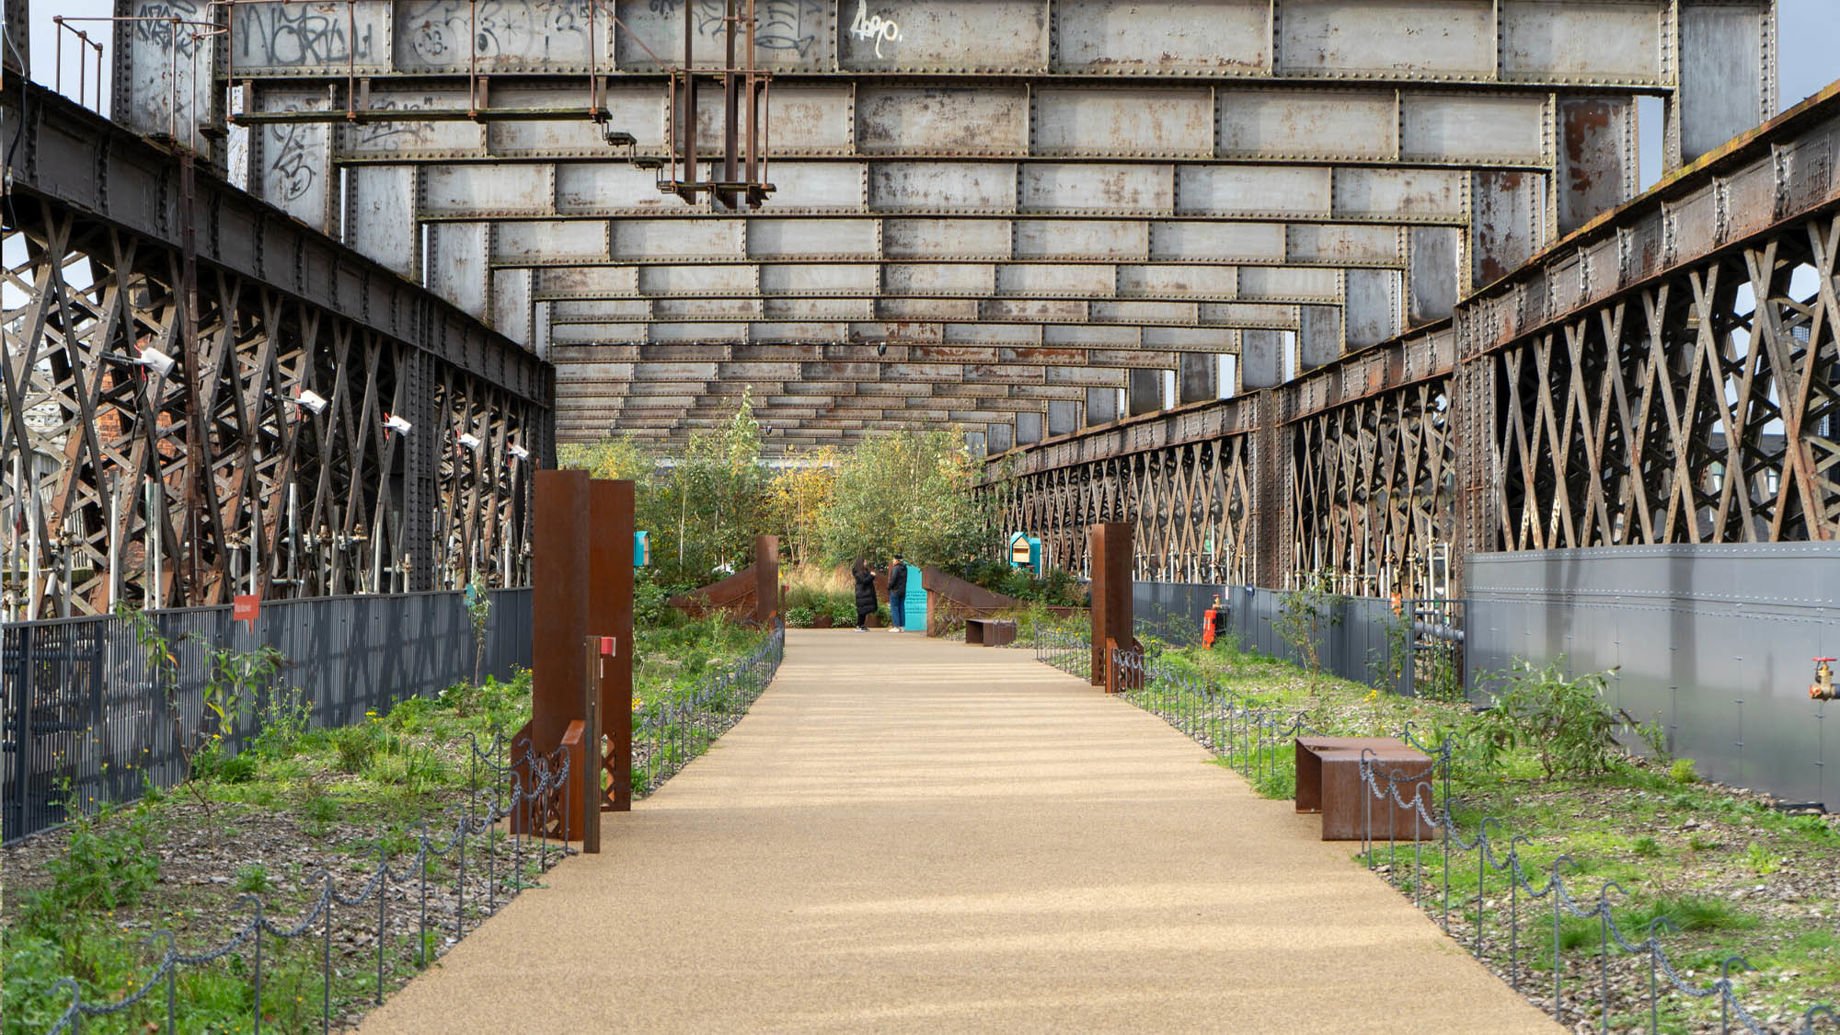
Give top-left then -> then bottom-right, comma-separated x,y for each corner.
112,0 -> 1777,451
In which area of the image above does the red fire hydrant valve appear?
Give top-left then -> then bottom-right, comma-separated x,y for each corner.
1811,657 -> 1836,701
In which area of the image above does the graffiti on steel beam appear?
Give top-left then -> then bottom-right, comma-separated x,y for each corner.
232,2 -> 384,68
848,0 -> 901,59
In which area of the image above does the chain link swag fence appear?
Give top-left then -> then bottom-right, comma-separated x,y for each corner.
1034,625 -> 1836,1035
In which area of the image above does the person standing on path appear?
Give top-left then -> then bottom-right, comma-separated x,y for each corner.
852,561 -> 879,632
886,555 -> 908,633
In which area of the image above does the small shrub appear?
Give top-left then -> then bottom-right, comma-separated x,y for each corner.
301,782 -> 340,835
1687,832 -> 1719,852
20,804 -> 160,935
1470,657 -> 1620,779
1632,835 -> 1662,858
234,863 -> 272,894
1669,757 -> 1698,785
189,744 -> 258,785
332,722 -> 383,774
1743,841 -> 1780,876
786,605 -> 815,627
247,685 -> 312,759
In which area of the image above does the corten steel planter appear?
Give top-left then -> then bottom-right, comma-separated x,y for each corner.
1295,736 -> 1435,842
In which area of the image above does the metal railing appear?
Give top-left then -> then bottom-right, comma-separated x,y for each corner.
633,621 -> 785,797
2,589 -> 532,843
1069,637 -> 1837,1035
41,733 -> 573,1034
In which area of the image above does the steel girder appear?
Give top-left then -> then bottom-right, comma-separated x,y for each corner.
0,89 -> 549,617
989,84 -> 1840,591
104,0 -> 1778,449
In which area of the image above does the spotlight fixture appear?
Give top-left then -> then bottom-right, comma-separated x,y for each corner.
293,389 -> 330,415
508,444 -> 531,462
456,432 -> 482,451
136,346 -> 176,377
383,413 -> 413,436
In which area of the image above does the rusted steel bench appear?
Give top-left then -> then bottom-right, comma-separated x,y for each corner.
1295,736 -> 1436,842
965,617 -> 1017,647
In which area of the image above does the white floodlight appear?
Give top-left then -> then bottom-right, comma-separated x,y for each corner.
383,413 -> 413,435
294,389 -> 330,415
136,346 -> 176,377
508,444 -> 531,461
456,432 -> 482,451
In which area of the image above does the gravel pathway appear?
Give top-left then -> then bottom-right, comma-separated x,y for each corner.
360,629 -> 1560,1034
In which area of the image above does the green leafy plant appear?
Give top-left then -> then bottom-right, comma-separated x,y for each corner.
333,721 -> 383,775
1670,757 -> 1698,785
1470,657 -> 1621,779
1743,841 -> 1781,876
18,801 -> 160,935
1275,572 -> 1342,691
247,684 -> 313,759
234,862 -> 272,894
1632,835 -> 1662,858
465,573 -> 492,687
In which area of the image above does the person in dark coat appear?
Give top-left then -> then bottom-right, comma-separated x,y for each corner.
886,555 -> 908,632
852,561 -> 879,632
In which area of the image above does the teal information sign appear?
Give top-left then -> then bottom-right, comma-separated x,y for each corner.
634,531 -> 650,567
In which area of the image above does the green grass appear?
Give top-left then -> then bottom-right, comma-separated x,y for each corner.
1106,631 -> 1840,1029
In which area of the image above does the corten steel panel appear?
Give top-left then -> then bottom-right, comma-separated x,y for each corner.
754,535 -> 780,624
1466,545 -> 1840,809
1089,522 -> 1135,686
594,480 -> 636,812
532,469 -> 592,755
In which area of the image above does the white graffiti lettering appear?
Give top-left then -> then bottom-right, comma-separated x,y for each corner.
848,0 -> 900,59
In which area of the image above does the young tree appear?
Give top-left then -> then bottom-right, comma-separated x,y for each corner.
766,446 -> 839,567
818,431 -> 991,567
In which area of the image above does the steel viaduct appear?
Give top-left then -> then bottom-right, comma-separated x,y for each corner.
0,0 -> 1832,611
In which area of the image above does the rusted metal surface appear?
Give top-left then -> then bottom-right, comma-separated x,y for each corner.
1089,522 -> 1133,687
88,0 -> 1783,449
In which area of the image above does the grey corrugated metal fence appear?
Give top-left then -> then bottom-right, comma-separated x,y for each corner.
1,588 -> 532,844
1134,581 -> 1415,693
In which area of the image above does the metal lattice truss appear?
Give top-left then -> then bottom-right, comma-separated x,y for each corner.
988,82 -> 1840,590
0,92 -> 550,617
989,402 -> 1258,583
1288,380 -> 1456,596
1492,213 -> 1840,548
110,0 -> 1779,451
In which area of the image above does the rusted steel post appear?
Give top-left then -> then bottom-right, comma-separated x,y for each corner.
593,479 -> 636,812
578,637 -> 603,852
1089,522 -> 1133,688
529,468 -> 591,754
753,534 -> 779,625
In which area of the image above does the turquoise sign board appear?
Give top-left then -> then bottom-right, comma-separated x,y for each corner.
634,531 -> 650,567
902,563 -> 927,632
